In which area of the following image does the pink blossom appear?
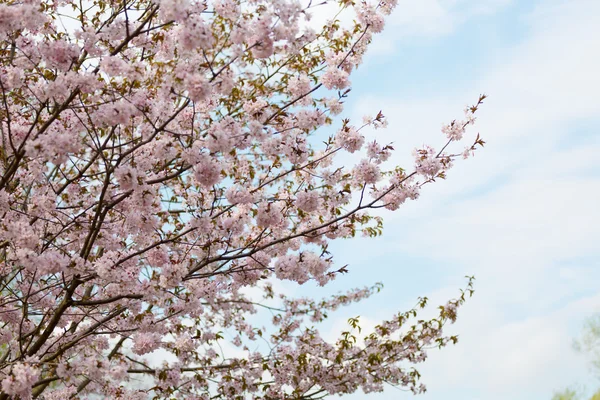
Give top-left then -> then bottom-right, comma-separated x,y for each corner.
357,5 -> 386,33
132,332 -> 162,355
1,363 -> 40,399
442,120 -> 466,140
100,55 -> 131,76
295,109 -> 325,131
186,73 -> 212,102
335,126 -> 365,153
325,97 -> 344,115
39,386 -> 78,400
40,40 -> 80,71
251,35 -> 274,59
225,185 -> 254,204
353,159 -> 381,184
0,4 -> 45,37
320,67 -> 350,90
115,165 -> 140,192
159,0 -> 193,21
288,74 -> 312,106
414,145 -> 443,177
0,1 -> 484,397
179,15 -> 215,51
193,154 -> 223,187
206,116 -> 243,152
214,0 -> 240,20
243,98 -> 269,121
256,202 -> 286,228
295,190 -> 320,212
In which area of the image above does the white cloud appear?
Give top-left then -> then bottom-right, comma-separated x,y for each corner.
417,292 -> 600,399
366,0 -> 513,55
302,0 -> 515,56
335,0 -> 600,399
352,0 -> 600,209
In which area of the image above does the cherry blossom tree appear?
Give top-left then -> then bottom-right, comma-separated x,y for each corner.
0,0 -> 485,398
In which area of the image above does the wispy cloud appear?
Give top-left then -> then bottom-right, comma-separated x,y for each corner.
366,0 -> 514,55
331,0 -> 600,399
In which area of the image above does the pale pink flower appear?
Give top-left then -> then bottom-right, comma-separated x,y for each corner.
1,363 -> 40,399
295,191 -> 320,212
194,154 -> 223,188
335,126 -> 365,153
132,332 -> 162,355
320,67 -> 350,90
353,159 -> 381,184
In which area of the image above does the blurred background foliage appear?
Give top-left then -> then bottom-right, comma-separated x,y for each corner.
553,314 -> 600,400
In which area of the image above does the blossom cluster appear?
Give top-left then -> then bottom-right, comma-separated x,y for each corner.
0,0 -> 484,398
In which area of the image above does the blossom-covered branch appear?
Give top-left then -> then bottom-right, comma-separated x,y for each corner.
0,0 -> 484,398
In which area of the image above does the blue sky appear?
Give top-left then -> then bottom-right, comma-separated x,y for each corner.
300,0 -> 600,399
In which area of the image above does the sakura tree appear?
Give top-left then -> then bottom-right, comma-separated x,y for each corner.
0,0 -> 485,398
